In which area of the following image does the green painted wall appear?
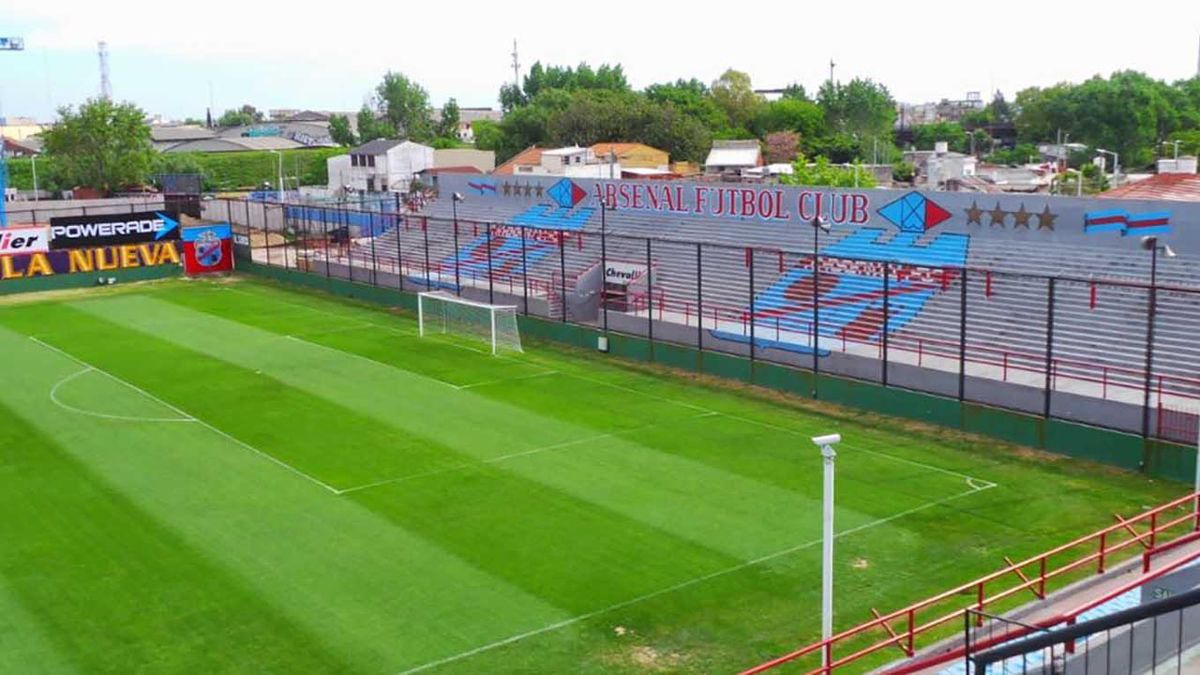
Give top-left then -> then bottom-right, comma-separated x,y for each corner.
238,260 -> 1197,484
0,264 -> 181,295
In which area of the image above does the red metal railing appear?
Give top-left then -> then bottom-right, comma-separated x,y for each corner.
740,492 -> 1200,675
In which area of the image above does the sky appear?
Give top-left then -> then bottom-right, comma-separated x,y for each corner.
1,0 -> 1198,122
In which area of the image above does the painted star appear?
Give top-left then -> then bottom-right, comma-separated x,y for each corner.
523,184 -> 533,197
988,202 -> 1008,227
964,201 -> 984,226
1012,204 -> 1032,229
502,182 -> 512,196
1036,205 -> 1057,231
535,185 -> 544,198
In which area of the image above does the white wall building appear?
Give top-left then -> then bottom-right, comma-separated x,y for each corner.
514,146 -> 621,178
330,139 -> 434,192
705,140 -> 762,176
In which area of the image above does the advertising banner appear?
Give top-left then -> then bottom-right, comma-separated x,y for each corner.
181,224 -> 234,275
604,260 -> 648,285
0,241 -> 180,282
49,210 -> 180,249
0,226 -> 52,256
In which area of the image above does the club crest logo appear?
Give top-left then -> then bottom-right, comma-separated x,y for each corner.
195,229 -> 224,267
877,191 -> 952,233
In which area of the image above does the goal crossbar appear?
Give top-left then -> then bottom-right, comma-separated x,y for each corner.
418,291 -> 522,355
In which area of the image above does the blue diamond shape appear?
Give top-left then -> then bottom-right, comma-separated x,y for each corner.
878,192 -> 927,233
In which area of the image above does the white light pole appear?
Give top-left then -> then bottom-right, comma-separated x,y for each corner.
812,432 -> 842,667
1096,148 -> 1120,185
1163,140 -> 1182,161
268,149 -> 284,203
30,154 -> 38,201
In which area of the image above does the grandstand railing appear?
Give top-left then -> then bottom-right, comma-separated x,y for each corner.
737,491 -> 1200,674
215,197 -> 1200,444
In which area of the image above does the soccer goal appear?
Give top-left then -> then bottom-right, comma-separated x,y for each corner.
418,291 -> 523,355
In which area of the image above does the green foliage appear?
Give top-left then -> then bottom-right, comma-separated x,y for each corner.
985,142 -> 1040,166
328,114 -> 356,147
429,137 -> 462,150
3,156 -> 58,191
437,98 -> 461,140
42,98 -> 156,194
818,78 -> 896,141
892,161 -> 915,183
644,78 -> 728,131
710,69 -> 763,131
911,122 -> 968,152
162,148 -> 346,191
374,71 -> 433,141
356,106 -> 392,143
545,90 -> 711,163
471,119 -> 503,152
1166,129 -> 1200,156
752,98 -> 825,139
781,154 -> 878,188
217,104 -> 264,128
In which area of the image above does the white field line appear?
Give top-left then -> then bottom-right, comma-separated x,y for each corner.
338,411 -> 720,496
49,367 -> 196,423
29,336 -> 341,495
456,370 -> 561,390
397,478 -> 999,675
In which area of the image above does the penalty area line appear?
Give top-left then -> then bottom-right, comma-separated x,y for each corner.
48,366 -> 195,423
29,336 -> 341,496
395,479 -> 999,674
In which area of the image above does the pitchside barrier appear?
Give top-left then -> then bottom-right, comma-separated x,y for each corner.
215,197 -> 1199,482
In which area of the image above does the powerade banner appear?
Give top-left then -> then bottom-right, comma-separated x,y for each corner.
0,242 -> 180,281
181,224 -> 233,275
49,210 -> 180,249
0,226 -> 52,256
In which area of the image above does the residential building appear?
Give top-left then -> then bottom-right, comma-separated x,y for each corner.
151,125 -> 217,151
904,142 -> 978,188
591,142 -> 669,171
528,146 -> 621,178
1100,161 -> 1200,202
2,137 -> 40,157
705,140 -> 762,176
0,116 -> 44,141
493,146 -> 544,175
433,148 -> 496,173
341,139 -> 434,192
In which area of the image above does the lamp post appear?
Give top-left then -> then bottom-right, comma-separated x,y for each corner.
811,214 -> 831,389
1140,235 -> 1175,438
811,432 -> 842,668
451,191 -> 464,293
268,149 -> 284,203
1096,148 -> 1120,185
1162,140 -> 1182,161
30,153 -> 38,201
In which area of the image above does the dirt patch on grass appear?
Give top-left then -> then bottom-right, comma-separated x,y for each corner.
0,277 -> 182,306
601,644 -> 686,672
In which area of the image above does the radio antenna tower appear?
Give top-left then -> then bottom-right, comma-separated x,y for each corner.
98,41 -> 111,100
510,39 -> 520,89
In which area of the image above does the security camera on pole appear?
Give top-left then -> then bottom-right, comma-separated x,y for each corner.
811,432 -> 842,668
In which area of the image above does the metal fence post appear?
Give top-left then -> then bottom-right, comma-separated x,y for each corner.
1044,277 -> 1056,419
1142,272 -> 1159,438
882,260 -> 890,386
369,212 -> 379,287
394,215 -> 405,290
320,209 -> 330,280
749,247 -> 756,363
486,222 -> 495,304
696,243 -> 703,351
958,267 -> 969,401
559,230 -> 567,322
520,225 -> 529,315
646,237 -> 654,346
601,218 -> 609,333
811,246 -> 820,395
453,217 -> 461,295
422,216 -> 431,290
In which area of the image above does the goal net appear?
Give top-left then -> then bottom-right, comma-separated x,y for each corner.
418,291 -> 523,355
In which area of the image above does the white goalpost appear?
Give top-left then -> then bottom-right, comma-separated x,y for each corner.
418,291 -> 523,355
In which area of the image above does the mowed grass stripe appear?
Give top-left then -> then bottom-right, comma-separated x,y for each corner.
78,292 -> 949,562
0,399 -> 352,674
0,322 -> 573,672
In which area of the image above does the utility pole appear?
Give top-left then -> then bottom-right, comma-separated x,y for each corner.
829,59 -> 836,87
0,36 -> 25,227
510,40 -> 521,90
98,41 -> 111,100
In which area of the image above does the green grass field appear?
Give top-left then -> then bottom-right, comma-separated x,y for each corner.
0,276 -> 1184,674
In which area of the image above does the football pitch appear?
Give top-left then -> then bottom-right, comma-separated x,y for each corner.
0,276 -> 1183,674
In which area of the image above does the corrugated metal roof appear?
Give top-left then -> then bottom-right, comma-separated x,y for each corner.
1099,173 -> 1200,202
350,139 -> 410,155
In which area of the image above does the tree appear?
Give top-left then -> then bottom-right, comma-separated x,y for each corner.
644,78 -> 729,131
781,153 -> 877,188
753,98 -> 826,139
471,119 -> 504,152
374,71 -> 433,141
911,122 -> 968,152
356,106 -> 392,143
217,104 -> 264,127
42,98 -> 155,194
818,78 -> 896,141
764,131 -> 799,164
437,98 -> 461,140
711,69 -> 762,132
328,114 -> 356,146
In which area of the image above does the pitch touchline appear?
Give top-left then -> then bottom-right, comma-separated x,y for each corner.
397,479 -> 998,674
48,367 -> 195,423
29,336 -> 341,495
337,411 -> 720,496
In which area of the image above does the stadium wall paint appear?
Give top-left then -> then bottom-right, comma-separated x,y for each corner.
237,258 -> 1197,484
0,259 -> 181,295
